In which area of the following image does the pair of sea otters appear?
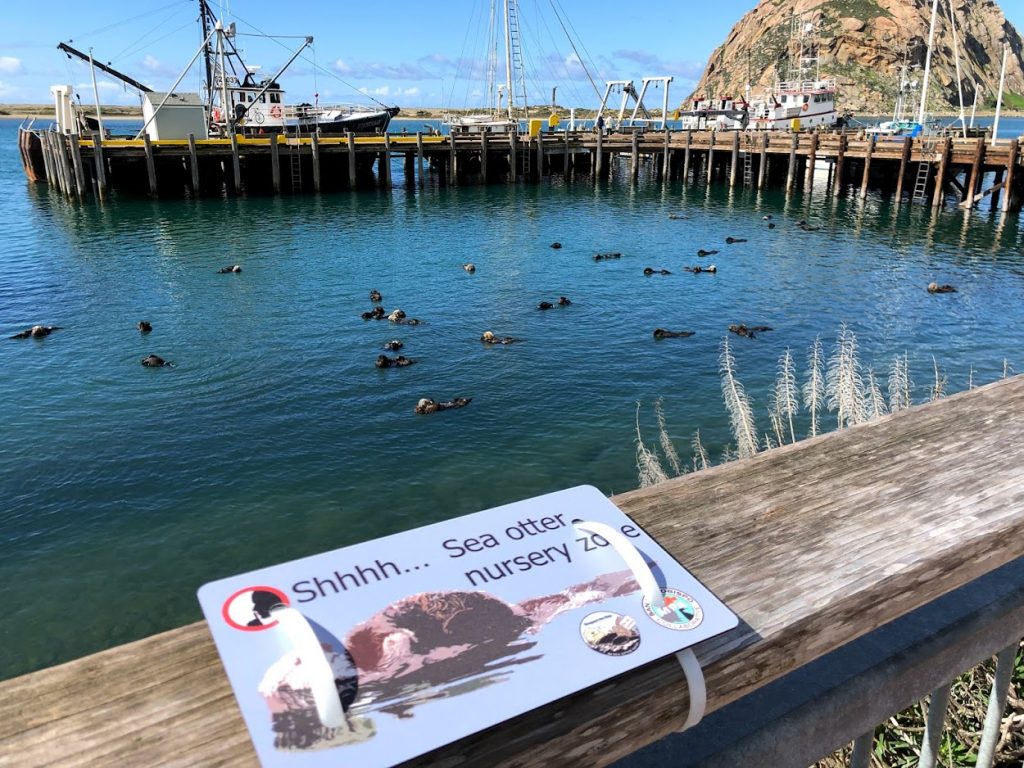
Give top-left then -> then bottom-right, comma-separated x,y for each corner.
415,397 -> 472,414
538,297 -> 572,310
729,324 -> 773,339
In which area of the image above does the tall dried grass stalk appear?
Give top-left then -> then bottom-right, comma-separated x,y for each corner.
719,338 -> 759,459
865,368 -> 888,420
654,398 -> 682,477
802,335 -> 824,437
929,356 -> 947,401
691,430 -> 710,472
826,322 -> 867,428
635,402 -> 669,488
888,352 -> 913,411
770,348 -> 798,444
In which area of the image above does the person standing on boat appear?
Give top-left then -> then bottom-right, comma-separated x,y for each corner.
596,114 -> 605,135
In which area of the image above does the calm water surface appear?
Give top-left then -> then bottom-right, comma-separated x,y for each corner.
1,117 -> 1022,678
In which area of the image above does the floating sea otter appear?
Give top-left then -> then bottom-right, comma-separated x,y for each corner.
481,331 -> 517,345
10,325 -> 61,339
767,223 -> 776,229
653,328 -> 695,339
217,265 -> 242,273
137,321 -> 152,333
388,309 -> 423,324
668,213 -> 688,220
550,242 -> 562,249
383,340 -> 403,351
796,220 -> 820,232
376,355 -> 416,368
415,397 -> 472,414
725,237 -> 747,244
762,215 -> 773,221
643,267 -> 671,275
362,306 -> 386,320
696,249 -> 719,257
684,265 -> 717,274
369,290 -> 383,303
729,324 -> 773,339
141,354 -> 173,367
927,282 -> 957,294
463,263 -> 476,273
538,296 -> 572,310
593,252 -> 621,261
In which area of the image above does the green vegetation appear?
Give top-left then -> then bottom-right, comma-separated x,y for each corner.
823,0 -> 892,20
987,90 -> 1024,110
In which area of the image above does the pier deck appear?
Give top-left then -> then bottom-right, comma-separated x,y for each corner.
2,375 -> 1023,766
20,127 -> 1024,212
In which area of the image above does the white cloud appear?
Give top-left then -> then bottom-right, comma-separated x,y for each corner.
0,80 -> 21,98
0,56 -> 24,75
401,87 -> 420,97
333,59 -> 351,74
139,54 -> 177,77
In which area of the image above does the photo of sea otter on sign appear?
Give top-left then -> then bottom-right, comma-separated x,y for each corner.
258,569 -> 643,751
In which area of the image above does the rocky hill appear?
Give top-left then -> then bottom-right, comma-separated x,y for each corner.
689,0 -> 1024,115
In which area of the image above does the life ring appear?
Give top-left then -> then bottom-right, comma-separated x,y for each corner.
269,104 -> 283,119
212,107 -> 222,122
802,103 -> 809,112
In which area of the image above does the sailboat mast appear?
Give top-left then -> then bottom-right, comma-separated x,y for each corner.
503,0 -> 514,120
917,0 -> 940,125
217,22 -> 232,133
486,0 -> 498,114
199,0 -> 213,102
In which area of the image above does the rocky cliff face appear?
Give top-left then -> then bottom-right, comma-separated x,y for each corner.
689,0 -> 1024,115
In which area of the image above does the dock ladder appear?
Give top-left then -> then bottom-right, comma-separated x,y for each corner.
911,141 -> 932,203
742,146 -> 753,187
289,125 -> 304,193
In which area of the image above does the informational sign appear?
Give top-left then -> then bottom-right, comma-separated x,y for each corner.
197,485 -> 738,767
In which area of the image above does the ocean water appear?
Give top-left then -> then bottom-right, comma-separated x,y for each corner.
1,116 -> 1022,679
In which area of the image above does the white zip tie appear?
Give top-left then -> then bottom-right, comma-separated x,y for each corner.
573,519 -> 708,731
269,606 -> 346,729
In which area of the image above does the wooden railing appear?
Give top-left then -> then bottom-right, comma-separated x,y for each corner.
2,376 -> 1023,767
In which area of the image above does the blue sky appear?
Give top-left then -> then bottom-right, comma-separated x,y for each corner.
1,0 -> 1022,108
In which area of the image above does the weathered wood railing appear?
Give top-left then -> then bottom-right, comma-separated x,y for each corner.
2,376 -> 1023,767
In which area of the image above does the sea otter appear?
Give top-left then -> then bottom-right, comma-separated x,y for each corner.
768,223 -> 776,229
137,321 -> 152,333
725,237 -> 748,244
376,355 -> 416,368
550,242 -> 562,249
684,265 -> 717,274
217,265 -> 242,273
796,220 -> 820,231
463,263 -> 476,273
387,309 -> 406,322
927,282 -> 957,294
10,325 -> 61,339
696,249 -> 719,257
141,354 -> 172,367
415,397 -> 472,414
593,252 -> 622,261
653,328 -> 695,339
481,331 -> 517,344
558,296 -> 572,305
369,290 -> 382,302
362,306 -> 386,320
383,340 -> 403,351
643,267 -> 671,275
762,215 -> 773,221
728,324 -> 773,339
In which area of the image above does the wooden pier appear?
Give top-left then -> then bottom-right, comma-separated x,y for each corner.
20,127 -> 1024,212
1,375 -> 1023,767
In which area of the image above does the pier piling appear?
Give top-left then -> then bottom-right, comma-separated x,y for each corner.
188,134 -> 200,194
268,135 -> 280,194
143,133 -> 158,197
347,133 -> 356,189
1003,139 -> 1019,213
859,134 -> 875,200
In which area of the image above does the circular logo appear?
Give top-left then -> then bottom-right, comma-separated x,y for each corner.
270,104 -> 283,119
579,611 -> 640,656
221,585 -> 290,631
642,588 -> 703,631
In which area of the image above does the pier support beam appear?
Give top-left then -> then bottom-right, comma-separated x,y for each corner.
380,134 -> 391,189
69,134 -> 87,199
311,134 -> 322,193
450,137 -> 458,187
269,135 -> 280,194
834,134 -> 848,195
932,138 -> 950,208
404,152 -> 415,189
730,131 -> 740,187
143,133 -> 158,197
91,132 -> 107,200
859,134 -> 875,199
683,130 -> 692,183
963,138 -> 985,206
50,134 -> 68,196
188,134 -> 200,194
347,133 -> 357,189
509,132 -> 517,182
991,168 -> 1004,210
895,136 -> 912,204
480,132 -> 488,184
786,132 -> 798,190
631,132 -> 639,183
757,132 -> 767,189
661,129 -> 670,179
806,132 -> 819,188
1002,138 -> 1019,213
229,133 -> 241,194
416,133 -> 425,189
536,135 -> 544,182
595,129 -> 603,180
707,131 -> 716,185
40,132 -> 55,188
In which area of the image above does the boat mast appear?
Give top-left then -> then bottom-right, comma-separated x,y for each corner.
199,0 -> 214,104
57,43 -> 153,93
88,47 -> 105,136
993,43 -> 1008,144
945,0 -> 966,137
217,21 -> 232,134
503,0 -> 514,120
917,0 -> 940,125
486,0 -> 498,115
